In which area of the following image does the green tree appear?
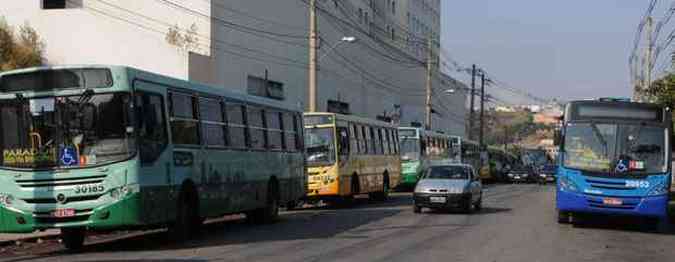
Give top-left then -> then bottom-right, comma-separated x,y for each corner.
645,73 -> 675,108
0,18 -> 45,71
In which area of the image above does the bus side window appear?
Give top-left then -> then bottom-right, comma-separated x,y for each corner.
135,92 -> 168,164
337,126 -> 350,156
169,92 -> 200,145
247,106 -> 266,150
349,124 -> 357,155
225,103 -> 247,148
283,112 -> 296,152
266,110 -> 283,150
361,126 -> 368,154
378,128 -> 385,155
293,114 -> 305,151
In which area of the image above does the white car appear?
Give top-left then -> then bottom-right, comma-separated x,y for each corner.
413,162 -> 483,213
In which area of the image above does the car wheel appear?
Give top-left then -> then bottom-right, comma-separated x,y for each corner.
413,204 -> 422,214
474,196 -> 483,211
463,198 -> 473,214
557,210 -> 570,224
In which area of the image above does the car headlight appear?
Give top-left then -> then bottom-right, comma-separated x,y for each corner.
558,175 -> 578,192
647,181 -> 669,196
522,174 -> 529,177
508,173 -> 514,177
540,174 -> 547,177
0,193 -> 14,206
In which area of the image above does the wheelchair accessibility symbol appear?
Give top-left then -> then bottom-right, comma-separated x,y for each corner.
60,146 -> 78,166
615,159 -> 628,173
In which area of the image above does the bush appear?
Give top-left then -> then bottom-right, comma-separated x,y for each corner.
0,17 -> 45,71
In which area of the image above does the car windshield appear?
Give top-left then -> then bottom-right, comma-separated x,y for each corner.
399,137 -> 420,161
304,127 -> 335,166
424,166 -> 469,179
0,93 -> 135,169
563,122 -> 666,174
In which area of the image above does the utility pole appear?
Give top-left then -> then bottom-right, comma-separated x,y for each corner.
425,34 -> 433,130
308,0 -> 318,112
645,16 -> 654,101
469,64 -> 476,140
479,72 -> 486,168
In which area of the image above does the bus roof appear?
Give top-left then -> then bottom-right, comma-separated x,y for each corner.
304,112 -> 397,128
0,65 -> 302,113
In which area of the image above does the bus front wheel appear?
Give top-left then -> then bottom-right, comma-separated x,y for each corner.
61,227 -> 86,250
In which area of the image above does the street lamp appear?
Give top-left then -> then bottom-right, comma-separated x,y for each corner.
308,36 -> 357,112
318,36 -> 358,61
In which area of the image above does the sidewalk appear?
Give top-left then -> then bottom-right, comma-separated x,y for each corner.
0,230 -> 60,245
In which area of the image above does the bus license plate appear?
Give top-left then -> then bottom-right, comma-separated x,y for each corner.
430,197 -> 446,203
603,198 -> 622,206
52,208 -> 76,218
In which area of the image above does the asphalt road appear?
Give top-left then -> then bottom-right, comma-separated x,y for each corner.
3,184 -> 675,262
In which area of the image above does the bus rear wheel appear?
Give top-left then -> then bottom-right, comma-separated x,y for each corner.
169,186 -> 200,242
247,181 -> 280,224
61,227 -> 86,250
370,173 -> 390,202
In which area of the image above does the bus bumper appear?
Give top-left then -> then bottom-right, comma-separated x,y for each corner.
556,189 -> 669,218
0,193 -> 143,233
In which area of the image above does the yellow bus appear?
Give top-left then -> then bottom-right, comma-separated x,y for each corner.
304,113 -> 401,204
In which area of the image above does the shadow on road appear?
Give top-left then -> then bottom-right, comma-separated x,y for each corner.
15,195 -> 409,260
421,207 -> 512,215
570,214 -> 675,235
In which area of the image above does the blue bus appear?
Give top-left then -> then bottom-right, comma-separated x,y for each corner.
556,99 -> 671,227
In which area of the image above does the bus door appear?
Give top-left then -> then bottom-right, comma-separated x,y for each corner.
133,86 -> 171,224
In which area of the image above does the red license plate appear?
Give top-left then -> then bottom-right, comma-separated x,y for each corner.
52,208 -> 76,218
603,198 -> 622,206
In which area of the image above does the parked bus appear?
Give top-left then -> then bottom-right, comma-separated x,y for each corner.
304,113 -> 400,204
398,127 -> 452,188
0,65 -> 306,249
556,99 -> 671,228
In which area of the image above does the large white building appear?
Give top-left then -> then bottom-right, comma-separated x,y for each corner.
3,0 -> 465,137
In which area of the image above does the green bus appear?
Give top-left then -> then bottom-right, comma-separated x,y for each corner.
0,65 -> 306,249
398,127 -> 452,188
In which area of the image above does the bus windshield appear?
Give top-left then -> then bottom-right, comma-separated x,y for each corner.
305,127 -> 335,166
399,137 -> 420,161
563,122 -> 666,174
0,93 -> 135,169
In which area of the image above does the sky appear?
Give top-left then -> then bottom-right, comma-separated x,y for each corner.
440,0 -> 655,105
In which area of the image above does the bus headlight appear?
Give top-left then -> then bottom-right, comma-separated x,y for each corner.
0,193 -> 15,206
558,176 -> 578,192
647,182 -> 669,196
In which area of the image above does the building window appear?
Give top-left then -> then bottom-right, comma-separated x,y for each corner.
42,0 -> 81,9
392,1 -> 396,14
247,75 -> 284,101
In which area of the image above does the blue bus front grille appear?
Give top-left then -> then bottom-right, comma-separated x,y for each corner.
585,179 -> 633,190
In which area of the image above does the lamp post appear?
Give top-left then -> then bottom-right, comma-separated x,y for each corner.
308,35 -> 357,112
